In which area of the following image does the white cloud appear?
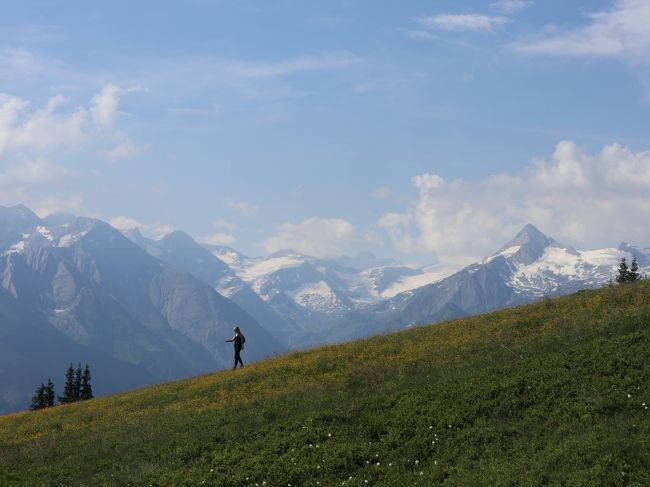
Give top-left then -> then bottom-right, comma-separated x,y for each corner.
418,14 -> 510,32
109,216 -> 176,240
0,85 -> 141,214
491,0 -> 534,14
513,0 -> 650,59
33,196 -> 84,218
380,141 -> 650,263
0,155 -> 80,216
0,85 -> 130,158
90,84 -> 121,129
224,197 -> 258,216
263,217 -> 362,257
108,138 -> 142,161
0,48 -> 40,78
4,157 -> 69,184
198,232 -> 237,246
109,216 -> 143,231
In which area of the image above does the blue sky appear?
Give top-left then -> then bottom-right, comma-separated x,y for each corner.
1,0 -> 650,264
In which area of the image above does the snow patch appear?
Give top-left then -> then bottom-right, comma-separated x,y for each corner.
481,245 -> 521,264
3,240 -> 26,255
212,248 -> 249,271
241,256 -> 304,281
289,281 -> 345,312
57,230 -> 89,247
509,246 -> 623,296
380,269 -> 454,298
36,226 -> 54,241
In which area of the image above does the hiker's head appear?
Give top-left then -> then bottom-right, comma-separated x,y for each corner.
234,326 -> 241,334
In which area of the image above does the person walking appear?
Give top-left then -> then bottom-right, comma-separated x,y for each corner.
225,326 -> 246,369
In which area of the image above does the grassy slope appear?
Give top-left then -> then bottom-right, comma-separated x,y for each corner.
1,282 -> 650,486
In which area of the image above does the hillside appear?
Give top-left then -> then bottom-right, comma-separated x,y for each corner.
1,282 -> 650,486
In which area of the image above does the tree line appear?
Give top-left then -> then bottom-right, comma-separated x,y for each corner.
31,363 -> 93,411
615,256 -> 642,284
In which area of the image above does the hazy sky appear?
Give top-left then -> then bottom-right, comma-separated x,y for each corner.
1,0 -> 650,264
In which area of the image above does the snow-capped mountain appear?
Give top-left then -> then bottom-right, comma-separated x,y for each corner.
355,224 -> 650,340
0,204 -> 284,413
6,202 -> 646,414
205,247 -> 456,342
212,247 -> 456,306
124,230 -> 311,346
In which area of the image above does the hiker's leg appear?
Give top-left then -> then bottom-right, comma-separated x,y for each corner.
233,350 -> 239,368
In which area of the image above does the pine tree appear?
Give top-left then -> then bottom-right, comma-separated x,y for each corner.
74,363 -> 82,400
80,364 -> 93,401
616,257 -> 629,284
45,378 -> 56,407
58,363 -> 77,404
30,383 -> 46,411
628,256 -> 640,282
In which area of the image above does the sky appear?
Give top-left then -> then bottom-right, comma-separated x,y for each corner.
1,0 -> 650,265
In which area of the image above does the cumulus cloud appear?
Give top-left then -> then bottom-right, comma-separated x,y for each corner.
198,232 -> 237,246
90,84 -> 121,128
224,197 -> 258,216
418,14 -> 510,32
380,141 -> 650,264
263,217 -> 363,257
109,216 -> 176,239
1,157 -> 69,184
513,0 -> 650,59
33,196 -> 85,218
0,85 -> 141,213
0,84 -> 129,158
108,138 -> 143,161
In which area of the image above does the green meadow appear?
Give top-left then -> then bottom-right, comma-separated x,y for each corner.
1,281 -> 649,486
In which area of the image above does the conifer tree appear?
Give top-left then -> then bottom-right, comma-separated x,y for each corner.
30,383 -> 46,411
616,257 -> 629,283
74,363 -> 82,400
80,364 -> 93,401
45,378 -> 56,407
628,256 -> 640,282
58,363 -> 77,404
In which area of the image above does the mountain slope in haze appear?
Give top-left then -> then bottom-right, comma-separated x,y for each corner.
0,286 -> 155,414
2,281 -> 649,485
0,205 -> 285,412
124,229 -> 311,346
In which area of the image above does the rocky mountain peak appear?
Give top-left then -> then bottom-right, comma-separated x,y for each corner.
495,224 -> 576,266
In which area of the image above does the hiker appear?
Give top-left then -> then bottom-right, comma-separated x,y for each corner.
225,326 -> 245,369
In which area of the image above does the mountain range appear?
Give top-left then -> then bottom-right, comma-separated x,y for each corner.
1,203 -> 648,413
0,205 -> 284,413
